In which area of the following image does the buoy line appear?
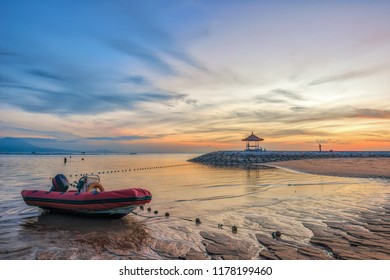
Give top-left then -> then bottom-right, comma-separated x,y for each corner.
131,206 -> 308,240
49,163 -> 192,182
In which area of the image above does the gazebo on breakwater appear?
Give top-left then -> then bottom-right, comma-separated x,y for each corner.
242,132 -> 264,151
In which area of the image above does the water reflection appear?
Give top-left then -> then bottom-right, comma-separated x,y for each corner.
246,168 -> 260,178
18,212 -> 150,259
21,211 -> 143,232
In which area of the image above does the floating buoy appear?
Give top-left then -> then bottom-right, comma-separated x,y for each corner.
154,210 -> 158,215
147,207 -> 151,212
195,218 -> 201,225
165,212 -> 170,217
272,231 -> 282,238
232,226 -> 238,234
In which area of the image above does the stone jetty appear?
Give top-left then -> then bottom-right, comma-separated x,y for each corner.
189,151 -> 390,166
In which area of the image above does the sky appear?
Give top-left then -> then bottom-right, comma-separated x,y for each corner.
1,0 -> 390,152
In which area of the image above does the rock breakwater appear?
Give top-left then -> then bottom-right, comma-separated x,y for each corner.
189,151 -> 390,166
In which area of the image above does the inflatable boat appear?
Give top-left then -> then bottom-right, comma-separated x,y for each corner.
21,188 -> 152,218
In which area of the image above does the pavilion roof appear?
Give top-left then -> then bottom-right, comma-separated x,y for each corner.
241,132 -> 264,141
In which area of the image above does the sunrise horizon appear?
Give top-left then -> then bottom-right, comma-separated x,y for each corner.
1,0 -> 389,153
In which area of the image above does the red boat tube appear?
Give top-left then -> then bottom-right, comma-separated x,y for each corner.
21,188 -> 152,218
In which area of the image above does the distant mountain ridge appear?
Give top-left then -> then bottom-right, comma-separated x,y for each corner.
0,137 -> 76,153
0,137 -> 119,154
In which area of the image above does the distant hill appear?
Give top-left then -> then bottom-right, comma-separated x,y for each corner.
0,137 -> 77,153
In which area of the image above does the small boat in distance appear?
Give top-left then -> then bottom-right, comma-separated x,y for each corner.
21,188 -> 152,218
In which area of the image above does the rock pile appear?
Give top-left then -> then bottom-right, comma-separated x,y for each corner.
189,151 -> 390,166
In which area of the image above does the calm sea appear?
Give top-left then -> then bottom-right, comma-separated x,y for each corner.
0,154 -> 389,259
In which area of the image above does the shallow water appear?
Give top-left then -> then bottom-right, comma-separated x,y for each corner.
0,154 -> 389,259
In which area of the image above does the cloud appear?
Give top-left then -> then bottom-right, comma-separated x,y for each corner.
86,135 -> 151,141
0,74 -> 18,84
124,75 -> 148,85
0,49 -> 19,57
257,96 -> 287,104
106,37 -> 204,75
23,137 -> 78,144
271,88 -> 303,100
116,2 -> 205,70
137,91 -> 187,103
367,139 -> 390,142
2,82 -> 189,115
290,106 -> 308,112
350,108 -> 390,119
185,98 -> 198,105
267,129 -> 331,138
307,139 -> 351,145
2,85 -> 95,114
308,67 -> 383,86
28,69 -> 64,81
107,38 -> 175,75
273,107 -> 390,125
257,88 -> 303,105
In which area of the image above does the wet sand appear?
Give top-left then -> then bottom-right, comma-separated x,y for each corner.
254,158 -> 390,259
33,203 -> 390,260
261,158 -> 389,259
262,158 -> 390,179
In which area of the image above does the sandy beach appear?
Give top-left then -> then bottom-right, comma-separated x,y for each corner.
263,157 -> 390,179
